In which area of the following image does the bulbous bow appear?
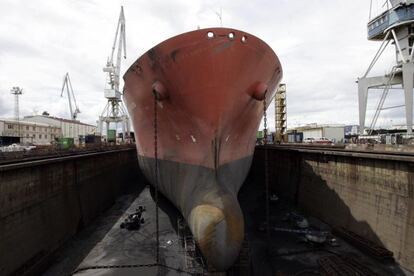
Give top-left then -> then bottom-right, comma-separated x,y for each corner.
188,193 -> 244,271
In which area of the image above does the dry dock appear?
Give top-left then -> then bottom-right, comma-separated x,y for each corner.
0,146 -> 140,276
252,144 -> 414,274
1,145 -> 414,275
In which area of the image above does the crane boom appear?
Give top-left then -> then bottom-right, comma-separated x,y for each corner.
103,6 -> 126,99
61,72 -> 80,120
110,6 -> 126,63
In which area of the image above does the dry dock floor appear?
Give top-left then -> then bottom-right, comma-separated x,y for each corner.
43,182 -> 205,276
239,174 -> 412,276
43,176 -> 412,276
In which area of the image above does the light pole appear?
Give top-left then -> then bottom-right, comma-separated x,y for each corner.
10,87 -> 23,143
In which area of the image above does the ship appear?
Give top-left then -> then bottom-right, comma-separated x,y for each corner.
123,27 -> 282,271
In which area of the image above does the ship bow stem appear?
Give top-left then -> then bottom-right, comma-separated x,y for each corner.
138,155 -> 248,271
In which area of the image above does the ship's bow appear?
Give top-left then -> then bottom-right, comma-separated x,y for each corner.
124,27 -> 282,271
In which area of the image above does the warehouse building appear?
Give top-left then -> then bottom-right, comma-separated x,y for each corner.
293,124 -> 345,143
0,119 -> 62,145
23,115 -> 97,140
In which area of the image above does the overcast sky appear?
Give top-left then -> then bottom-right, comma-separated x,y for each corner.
0,0 -> 407,130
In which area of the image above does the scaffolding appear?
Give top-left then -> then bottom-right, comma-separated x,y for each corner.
274,83 -> 287,143
177,217 -> 205,275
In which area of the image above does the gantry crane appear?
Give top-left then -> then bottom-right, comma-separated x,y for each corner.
98,6 -> 130,141
358,0 -> 414,134
61,73 -> 80,120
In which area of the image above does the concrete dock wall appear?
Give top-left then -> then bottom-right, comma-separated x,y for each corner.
252,146 -> 414,272
0,148 -> 140,276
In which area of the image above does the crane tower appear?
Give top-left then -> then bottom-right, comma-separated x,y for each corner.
358,0 -> 414,134
98,6 -> 130,141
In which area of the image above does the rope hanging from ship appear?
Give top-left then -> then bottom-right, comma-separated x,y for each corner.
71,94 -> 201,275
153,91 -> 160,264
263,89 -> 270,243
70,263 -> 193,275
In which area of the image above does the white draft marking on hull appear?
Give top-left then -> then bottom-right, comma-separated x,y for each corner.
128,102 -> 137,111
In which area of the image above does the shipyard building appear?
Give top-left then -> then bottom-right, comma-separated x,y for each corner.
288,124 -> 345,143
0,115 -> 97,146
0,119 -> 61,145
23,115 -> 97,141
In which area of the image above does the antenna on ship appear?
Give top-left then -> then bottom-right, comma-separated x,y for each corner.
358,0 -> 414,135
98,6 -> 130,142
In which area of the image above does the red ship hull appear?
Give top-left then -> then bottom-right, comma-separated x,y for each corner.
123,28 -> 282,271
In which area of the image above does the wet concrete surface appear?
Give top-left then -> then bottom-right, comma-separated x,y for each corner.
42,182 -> 209,276
43,176 -> 413,276
239,173 -> 413,276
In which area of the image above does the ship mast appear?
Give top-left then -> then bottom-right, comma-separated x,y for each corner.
98,6 -> 130,142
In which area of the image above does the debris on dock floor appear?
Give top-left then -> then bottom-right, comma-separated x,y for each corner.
43,178 -> 411,276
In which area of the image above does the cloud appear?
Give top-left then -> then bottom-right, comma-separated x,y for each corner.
0,89 -> 14,118
0,0 -> 409,131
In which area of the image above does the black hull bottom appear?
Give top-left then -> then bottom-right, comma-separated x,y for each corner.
137,155 -> 253,271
